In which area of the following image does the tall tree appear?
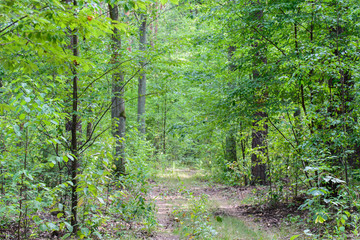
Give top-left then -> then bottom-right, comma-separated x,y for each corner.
138,13 -> 147,134
224,46 -> 237,168
250,3 -> 267,185
69,0 -> 80,232
109,3 -> 126,175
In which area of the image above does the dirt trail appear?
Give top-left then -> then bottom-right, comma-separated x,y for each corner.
149,169 -> 258,239
150,183 -> 180,240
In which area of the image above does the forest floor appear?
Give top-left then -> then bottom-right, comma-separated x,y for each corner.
149,169 -> 303,240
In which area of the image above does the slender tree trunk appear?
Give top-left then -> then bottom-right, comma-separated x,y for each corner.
225,135 -> 237,165
0,77 -> 4,155
0,77 -> 4,194
109,4 -> 126,175
163,95 -> 167,154
293,13 -> 303,197
240,136 -> 248,186
308,3 -> 316,133
137,14 -> 147,134
86,120 -> 92,141
333,4 -> 352,181
294,17 -> 307,117
70,0 -> 79,233
149,22 -> 154,47
225,46 -> 237,168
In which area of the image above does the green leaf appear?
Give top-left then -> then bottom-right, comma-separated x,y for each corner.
13,124 -> 22,136
65,222 -> 73,233
290,235 -> 300,240
94,231 -> 102,238
323,175 -> 345,184
216,216 -> 222,222
39,223 -> 47,231
19,113 -> 26,120
98,197 -> 105,204
304,166 -> 319,172
0,104 -> 14,114
170,0 -> 179,4
68,154 -> 74,161
50,120 -> 59,125
63,233 -> 71,239
81,227 -> 90,236
308,188 -> 328,196
47,222 -> 58,230
89,185 -> 97,196
32,215 -> 42,225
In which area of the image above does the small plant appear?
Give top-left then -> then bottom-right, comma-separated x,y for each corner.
172,185 -> 217,239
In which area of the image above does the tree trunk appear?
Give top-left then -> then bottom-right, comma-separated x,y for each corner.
163,95 -> 167,154
225,134 -> 237,165
331,10 -> 353,182
250,3 -> 267,185
251,111 -> 267,185
70,0 -> 79,233
109,4 -> 126,175
224,46 -> 237,168
137,14 -> 147,134
0,77 -> 4,154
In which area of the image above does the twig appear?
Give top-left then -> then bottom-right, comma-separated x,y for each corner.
268,117 -> 313,187
79,58 -> 133,99
78,61 -> 150,151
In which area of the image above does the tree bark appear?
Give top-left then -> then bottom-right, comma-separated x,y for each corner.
109,4 -> 126,175
250,3 -> 267,185
251,111 -> 268,185
224,46 -> 237,168
70,0 -> 79,233
137,14 -> 147,134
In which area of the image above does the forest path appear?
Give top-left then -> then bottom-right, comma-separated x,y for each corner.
149,169 -> 287,240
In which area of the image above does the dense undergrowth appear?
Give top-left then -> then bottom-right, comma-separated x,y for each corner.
0,129 -> 157,239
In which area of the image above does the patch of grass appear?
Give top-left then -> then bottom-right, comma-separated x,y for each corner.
241,194 -> 258,205
154,169 -> 207,188
212,215 -> 274,240
240,187 -> 270,205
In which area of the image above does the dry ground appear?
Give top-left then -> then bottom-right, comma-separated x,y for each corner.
149,169 -> 300,240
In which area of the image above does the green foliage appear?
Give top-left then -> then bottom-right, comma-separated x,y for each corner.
172,185 -> 217,239
1,0 -> 360,238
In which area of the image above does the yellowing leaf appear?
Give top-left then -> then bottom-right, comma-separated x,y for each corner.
315,215 -> 325,224
77,197 -> 84,208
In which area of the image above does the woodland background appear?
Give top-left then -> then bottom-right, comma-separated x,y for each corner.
1,0 -> 360,239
